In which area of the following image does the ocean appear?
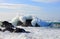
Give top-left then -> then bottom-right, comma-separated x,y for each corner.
0,27 -> 60,39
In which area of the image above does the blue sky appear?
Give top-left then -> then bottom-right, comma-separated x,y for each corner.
0,0 -> 60,21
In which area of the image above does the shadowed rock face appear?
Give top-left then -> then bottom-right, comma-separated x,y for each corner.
14,28 -> 25,33
21,19 -> 32,27
1,21 -> 14,32
1,21 -> 14,28
2,28 -> 14,32
25,19 -> 32,26
0,29 -> 2,31
17,21 -> 23,26
0,21 -> 30,33
35,23 -> 40,27
14,28 -> 30,33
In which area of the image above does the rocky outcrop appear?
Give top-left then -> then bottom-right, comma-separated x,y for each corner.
0,21 -> 29,33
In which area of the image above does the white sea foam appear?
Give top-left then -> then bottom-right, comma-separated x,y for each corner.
0,27 -> 60,39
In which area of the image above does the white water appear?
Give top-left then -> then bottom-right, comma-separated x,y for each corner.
0,27 -> 60,39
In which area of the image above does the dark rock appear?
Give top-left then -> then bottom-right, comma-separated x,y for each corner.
21,19 -> 32,27
1,21 -> 14,28
0,28 -> 2,31
35,23 -> 40,27
14,28 -> 25,33
0,21 -> 30,33
17,21 -> 23,26
1,21 -> 14,32
2,28 -> 14,32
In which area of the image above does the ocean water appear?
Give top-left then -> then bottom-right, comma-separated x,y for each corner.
0,27 -> 60,39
